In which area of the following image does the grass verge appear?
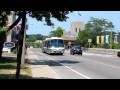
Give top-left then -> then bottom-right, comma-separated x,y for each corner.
0,56 -> 32,79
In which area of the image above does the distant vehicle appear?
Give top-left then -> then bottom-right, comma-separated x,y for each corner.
30,46 -> 33,48
117,52 -> 120,57
70,45 -> 82,55
42,37 -> 65,55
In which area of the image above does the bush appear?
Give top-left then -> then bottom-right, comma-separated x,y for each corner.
92,45 -> 98,48
33,42 -> 42,48
103,44 -> 109,49
11,48 -> 17,54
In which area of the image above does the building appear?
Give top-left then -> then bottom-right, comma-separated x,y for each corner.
61,21 -> 84,48
70,21 -> 84,34
4,11 -> 16,53
6,11 -> 16,42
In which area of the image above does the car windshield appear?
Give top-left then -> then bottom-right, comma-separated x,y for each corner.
75,46 -> 81,49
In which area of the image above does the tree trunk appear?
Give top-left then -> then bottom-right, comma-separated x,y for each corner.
0,43 -> 3,58
16,11 -> 26,79
0,33 -> 6,59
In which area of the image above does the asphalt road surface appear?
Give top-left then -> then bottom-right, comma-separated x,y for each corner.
30,48 -> 120,79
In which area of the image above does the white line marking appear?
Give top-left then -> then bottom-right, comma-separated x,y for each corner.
39,52 -> 91,79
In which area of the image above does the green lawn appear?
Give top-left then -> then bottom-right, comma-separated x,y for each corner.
0,57 -> 32,79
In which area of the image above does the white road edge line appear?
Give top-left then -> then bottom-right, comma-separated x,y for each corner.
39,52 -> 91,79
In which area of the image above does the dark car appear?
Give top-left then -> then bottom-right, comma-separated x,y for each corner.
70,46 -> 82,55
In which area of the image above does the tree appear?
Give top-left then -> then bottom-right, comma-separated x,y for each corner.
28,35 -> 37,42
0,11 -> 11,27
76,30 -> 89,47
85,17 -> 114,46
43,35 -> 49,40
49,26 -> 64,37
36,34 -> 44,40
0,27 -> 6,58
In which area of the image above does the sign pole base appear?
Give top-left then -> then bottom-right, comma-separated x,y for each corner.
8,48 -> 11,53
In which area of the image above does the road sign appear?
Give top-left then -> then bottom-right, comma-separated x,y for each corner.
4,42 -> 15,48
88,39 -> 92,42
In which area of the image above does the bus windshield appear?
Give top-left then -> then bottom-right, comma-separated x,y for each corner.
58,39 -> 64,47
51,39 -> 57,47
51,39 -> 64,48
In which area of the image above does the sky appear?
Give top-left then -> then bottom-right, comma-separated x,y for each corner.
26,11 -> 120,35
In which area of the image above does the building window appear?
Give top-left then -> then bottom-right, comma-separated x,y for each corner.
75,28 -> 77,33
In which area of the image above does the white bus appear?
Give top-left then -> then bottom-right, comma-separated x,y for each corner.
42,37 -> 65,55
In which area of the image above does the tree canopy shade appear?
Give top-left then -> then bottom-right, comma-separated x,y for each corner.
4,11 -> 72,32
28,11 -> 72,26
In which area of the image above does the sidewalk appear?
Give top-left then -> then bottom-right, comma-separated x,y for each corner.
27,48 -> 62,79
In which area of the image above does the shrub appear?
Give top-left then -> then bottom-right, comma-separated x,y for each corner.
92,45 -> 98,48
11,48 -> 17,54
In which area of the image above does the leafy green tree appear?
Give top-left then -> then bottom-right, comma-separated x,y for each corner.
27,34 -> 47,42
85,17 -> 114,46
49,26 -> 64,37
0,11 -> 11,27
43,35 -> 49,40
28,35 -> 37,42
36,34 -> 44,40
76,30 -> 89,47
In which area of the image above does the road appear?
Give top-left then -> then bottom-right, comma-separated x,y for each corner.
30,48 -> 120,79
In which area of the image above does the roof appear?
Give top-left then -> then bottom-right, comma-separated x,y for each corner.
45,37 -> 63,40
61,36 -> 77,41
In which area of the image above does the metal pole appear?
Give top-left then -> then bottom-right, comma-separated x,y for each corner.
110,29 -> 112,49
89,42 -> 90,48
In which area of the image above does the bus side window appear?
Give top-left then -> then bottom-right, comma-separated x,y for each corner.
48,41 -> 50,48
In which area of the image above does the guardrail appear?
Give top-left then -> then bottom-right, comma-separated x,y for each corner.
82,48 -> 120,55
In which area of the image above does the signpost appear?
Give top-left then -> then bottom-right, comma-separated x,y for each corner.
88,39 -> 92,48
4,42 -> 15,48
4,42 -> 15,53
